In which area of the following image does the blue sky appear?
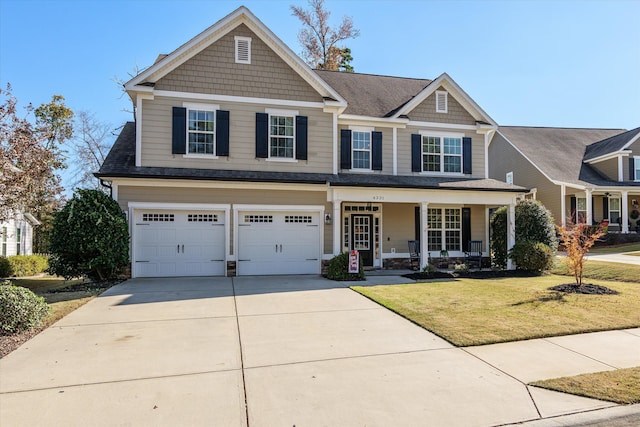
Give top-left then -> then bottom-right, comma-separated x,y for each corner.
1,0 -> 638,146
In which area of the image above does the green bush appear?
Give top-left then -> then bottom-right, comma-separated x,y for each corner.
0,257 -> 13,278
490,200 -> 558,269
326,252 -> 365,281
509,241 -> 553,272
49,189 -> 129,280
7,255 -> 49,277
0,282 -> 50,335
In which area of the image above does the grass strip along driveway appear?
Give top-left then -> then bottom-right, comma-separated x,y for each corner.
352,275 -> 640,347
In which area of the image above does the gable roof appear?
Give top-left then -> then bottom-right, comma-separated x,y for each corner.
125,6 -> 345,106
97,123 -> 524,192
314,70 -> 432,117
498,126 -> 628,187
583,126 -> 640,162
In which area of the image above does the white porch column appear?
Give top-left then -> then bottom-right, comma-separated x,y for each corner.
560,184 -> 566,227
585,189 -> 593,225
420,202 -> 429,270
506,202 -> 516,270
622,191 -> 629,233
332,200 -> 342,254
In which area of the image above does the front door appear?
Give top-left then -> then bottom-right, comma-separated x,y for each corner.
351,214 -> 373,267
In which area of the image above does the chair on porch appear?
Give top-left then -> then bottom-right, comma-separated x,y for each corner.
408,240 -> 420,270
464,240 -> 483,269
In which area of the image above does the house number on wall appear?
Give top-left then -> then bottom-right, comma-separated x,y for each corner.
372,196 -> 384,201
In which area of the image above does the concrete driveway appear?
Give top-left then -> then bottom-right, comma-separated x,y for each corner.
1,275 -> 638,426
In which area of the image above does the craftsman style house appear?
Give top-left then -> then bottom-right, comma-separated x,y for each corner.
489,127 -> 640,232
97,6 -> 525,277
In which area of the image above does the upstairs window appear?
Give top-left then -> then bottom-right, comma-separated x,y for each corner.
352,131 -> 372,170
635,157 -> 640,181
506,171 -> 514,184
435,90 -> 448,113
422,135 -> 462,173
269,115 -> 295,159
235,36 -> 251,64
188,109 -> 215,155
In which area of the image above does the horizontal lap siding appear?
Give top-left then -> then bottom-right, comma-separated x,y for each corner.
397,127 -> 485,178
141,97 -> 333,173
338,126 -> 393,174
382,203 -> 415,253
489,133 -> 562,225
155,24 -> 320,102
119,186 -> 333,255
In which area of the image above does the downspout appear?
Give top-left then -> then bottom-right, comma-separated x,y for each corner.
100,179 -> 113,198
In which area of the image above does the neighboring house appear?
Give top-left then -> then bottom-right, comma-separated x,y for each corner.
96,6 -> 525,278
489,127 -> 640,233
0,213 -> 40,257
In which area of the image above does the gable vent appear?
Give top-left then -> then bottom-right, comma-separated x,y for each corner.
235,36 -> 251,64
436,90 -> 448,113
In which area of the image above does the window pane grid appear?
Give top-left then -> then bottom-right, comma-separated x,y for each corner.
428,208 -> 461,252
352,131 -> 371,169
269,115 -> 294,158
422,136 -> 462,173
188,109 -> 215,155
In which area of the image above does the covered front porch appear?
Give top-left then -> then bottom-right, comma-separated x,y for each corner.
328,186 -> 523,270
564,187 -> 640,233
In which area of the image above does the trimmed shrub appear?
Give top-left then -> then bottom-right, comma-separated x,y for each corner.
490,200 -> 558,269
509,241 -> 553,273
0,282 -> 50,335
0,257 -> 13,278
49,189 -> 129,280
7,255 -> 49,277
326,252 -> 365,281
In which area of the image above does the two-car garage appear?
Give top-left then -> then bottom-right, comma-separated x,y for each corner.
130,203 -> 322,278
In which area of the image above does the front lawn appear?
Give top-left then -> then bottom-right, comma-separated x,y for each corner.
352,275 -> 640,346
530,367 -> 640,404
551,260 -> 640,283
589,243 -> 640,254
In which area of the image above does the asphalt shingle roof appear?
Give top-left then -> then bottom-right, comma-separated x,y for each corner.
313,70 -> 432,117
97,122 -> 524,192
583,127 -> 640,161
498,126 -> 631,187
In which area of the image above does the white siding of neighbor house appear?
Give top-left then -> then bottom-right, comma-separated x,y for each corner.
1,217 -> 35,258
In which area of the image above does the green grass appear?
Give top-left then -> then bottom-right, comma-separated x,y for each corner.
551,260 -> 640,283
590,243 -> 640,254
352,275 -> 640,346
531,367 -> 640,404
8,276 -> 86,293
625,252 -> 640,257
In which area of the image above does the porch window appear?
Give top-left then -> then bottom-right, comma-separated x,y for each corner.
427,208 -> 461,252
576,197 -> 587,223
609,198 -> 621,224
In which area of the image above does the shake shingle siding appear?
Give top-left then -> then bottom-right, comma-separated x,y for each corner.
155,24 -> 321,102
408,89 -> 476,125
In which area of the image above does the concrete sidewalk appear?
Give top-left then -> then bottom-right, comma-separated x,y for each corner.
1,275 -> 639,426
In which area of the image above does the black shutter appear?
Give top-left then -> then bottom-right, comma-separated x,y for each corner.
372,131 -> 383,171
463,137 -> 472,174
340,129 -> 351,169
603,197 -> 609,219
591,196 -> 595,222
631,158 -> 636,181
172,107 -> 187,155
216,110 -> 230,156
570,197 -> 576,223
462,207 -> 471,251
295,116 -> 308,160
255,113 -> 268,158
411,134 -> 422,172
414,206 -> 421,241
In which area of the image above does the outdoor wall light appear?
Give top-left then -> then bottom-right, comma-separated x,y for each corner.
325,214 -> 332,225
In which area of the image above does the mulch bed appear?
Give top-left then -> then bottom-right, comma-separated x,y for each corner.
549,283 -> 619,295
403,269 -> 541,281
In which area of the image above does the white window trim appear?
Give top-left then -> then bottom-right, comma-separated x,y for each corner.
506,171 -> 514,184
349,125 -> 374,171
418,130 -> 464,175
182,102 -> 220,158
435,90 -> 448,113
427,207 -> 462,253
576,197 -> 587,223
608,197 -> 621,222
234,36 -> 251,64
635,156 -> 640,182
266,108 -> 298,161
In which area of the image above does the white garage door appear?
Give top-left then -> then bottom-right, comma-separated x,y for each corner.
134,210 -> 226,277
237,211 -> 321,275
